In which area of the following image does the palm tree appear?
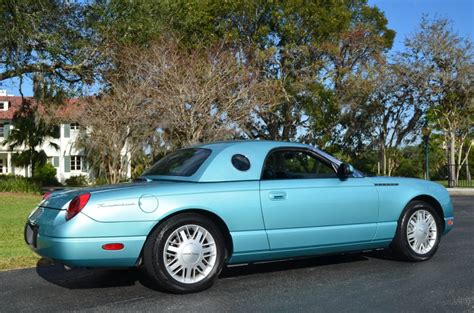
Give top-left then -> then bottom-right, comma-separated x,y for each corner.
5,99 -> 59,177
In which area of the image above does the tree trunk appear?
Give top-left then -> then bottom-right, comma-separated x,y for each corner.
467,159 -> 471,182
379,144 -> 387,176
30,151 -> 34,178
448,132 -> 456,188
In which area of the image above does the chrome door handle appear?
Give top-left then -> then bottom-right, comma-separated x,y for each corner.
269,191 -> 287,201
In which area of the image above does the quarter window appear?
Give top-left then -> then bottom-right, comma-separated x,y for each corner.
71,156 -> 82,171
262,150 -> 336,180
231,154 -> 250,171
143,148 -> 211,177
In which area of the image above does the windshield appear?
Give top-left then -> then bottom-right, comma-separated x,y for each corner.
143,148 -> 212,177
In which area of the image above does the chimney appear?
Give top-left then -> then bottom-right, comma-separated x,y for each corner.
0,90 -> 6,96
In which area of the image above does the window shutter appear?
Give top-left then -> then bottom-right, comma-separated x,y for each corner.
4,123 -> 10,139
53,156 -> 59,167
63,124 -> 70,138
64,156 -> 70,172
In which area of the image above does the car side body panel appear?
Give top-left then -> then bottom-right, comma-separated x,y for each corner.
260,177 -> 379,250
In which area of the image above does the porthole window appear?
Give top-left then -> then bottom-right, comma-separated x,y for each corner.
231,154 -> 250,171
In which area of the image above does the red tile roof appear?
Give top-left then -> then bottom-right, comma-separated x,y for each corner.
0,96 -> 22,120
0,96 -> 84,122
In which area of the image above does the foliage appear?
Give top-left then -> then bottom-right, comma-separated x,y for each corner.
77,38 -> 258,183
397,17 -> 473,185
337,62 -> 428,175
33,163 -> 61,187
92,176 -> 109,186
131,150 -> 154,180
1,2 -> 472,181
5,99 -> 59,176
0,175 -> 41,193
65,175 -> 88,187
0,0 -> 102,93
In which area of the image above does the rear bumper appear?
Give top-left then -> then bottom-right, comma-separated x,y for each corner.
25,224 -> 146,267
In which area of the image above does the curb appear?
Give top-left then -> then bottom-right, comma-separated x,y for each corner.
448,188 -> 474,196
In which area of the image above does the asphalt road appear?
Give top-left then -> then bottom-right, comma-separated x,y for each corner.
1,196 -> 473,313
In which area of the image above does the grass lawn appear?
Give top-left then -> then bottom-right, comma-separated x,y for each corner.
0,193 -> 42,270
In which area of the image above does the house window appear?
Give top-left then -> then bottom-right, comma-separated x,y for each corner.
71,156 -> 82,171
70,123 -> 80,130
0,123 -> 3,137
0,159 -> 4,173
0,101 -> 7,111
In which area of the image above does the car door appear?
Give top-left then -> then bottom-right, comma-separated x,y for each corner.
259,148 -> 379,250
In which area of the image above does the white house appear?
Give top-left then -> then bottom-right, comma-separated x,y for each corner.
0,91 -> 131,183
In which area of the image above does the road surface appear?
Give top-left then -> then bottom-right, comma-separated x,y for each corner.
1,196 -> 473,312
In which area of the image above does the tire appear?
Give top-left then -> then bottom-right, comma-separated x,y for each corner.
143,213 -> 226,293
391,200 -> 442,261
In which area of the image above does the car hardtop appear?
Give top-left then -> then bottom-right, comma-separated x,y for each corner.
141,140 -> 342,183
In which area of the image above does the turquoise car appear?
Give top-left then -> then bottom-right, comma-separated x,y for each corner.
25,141 -> 454,293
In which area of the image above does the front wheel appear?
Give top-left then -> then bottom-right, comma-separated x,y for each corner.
143,213 -> 226,293
391,200 -> 442,261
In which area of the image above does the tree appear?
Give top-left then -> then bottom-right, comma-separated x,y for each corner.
0,1 -> 102,93
401,17 -> 474,186
104,1 -> 393,143
5,99 -> 59,177
338,62 -> 428,176
77,38 -> 257,183
75,51 -> 161,184
135,38 -> 257,148
303,1 -> 394,147
238,0 -> 394,143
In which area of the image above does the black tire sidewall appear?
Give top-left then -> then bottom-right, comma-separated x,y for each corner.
394,201 -> 442,261
144,213 -> 226,293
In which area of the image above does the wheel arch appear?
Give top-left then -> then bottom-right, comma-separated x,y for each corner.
143,208 -> 234,261
408,194 -> 445,232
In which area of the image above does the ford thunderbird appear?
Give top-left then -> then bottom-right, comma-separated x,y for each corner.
25,141 -> 454,293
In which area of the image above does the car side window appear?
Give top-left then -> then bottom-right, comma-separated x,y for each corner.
262,150 -> 337,180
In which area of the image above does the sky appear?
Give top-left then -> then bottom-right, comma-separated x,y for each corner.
1,0 -> 473,97
368,0 -> 474,52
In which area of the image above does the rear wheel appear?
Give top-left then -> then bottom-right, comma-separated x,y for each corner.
143,213 -> 226,293
391,200 -> 442,261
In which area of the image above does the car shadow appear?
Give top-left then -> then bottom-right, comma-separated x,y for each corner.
35,250 -> 397,291
35,258 -> 142,289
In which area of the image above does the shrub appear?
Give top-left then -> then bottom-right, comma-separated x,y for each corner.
0,175 -> 41,194
65,175 -> 88,187
93,176 -> 109,186
34,163 -> 61,186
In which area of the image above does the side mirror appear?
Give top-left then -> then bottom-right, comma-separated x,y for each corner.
337,163 -> 354,179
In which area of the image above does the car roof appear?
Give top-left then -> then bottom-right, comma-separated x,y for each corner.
196,140 -> 309,150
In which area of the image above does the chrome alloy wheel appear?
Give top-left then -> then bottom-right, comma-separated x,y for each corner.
163,224 -> 217,284
407,209 -> 438,254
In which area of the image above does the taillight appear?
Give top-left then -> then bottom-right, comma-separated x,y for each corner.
66,193 -> 91,221
42,191 -> 52,200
